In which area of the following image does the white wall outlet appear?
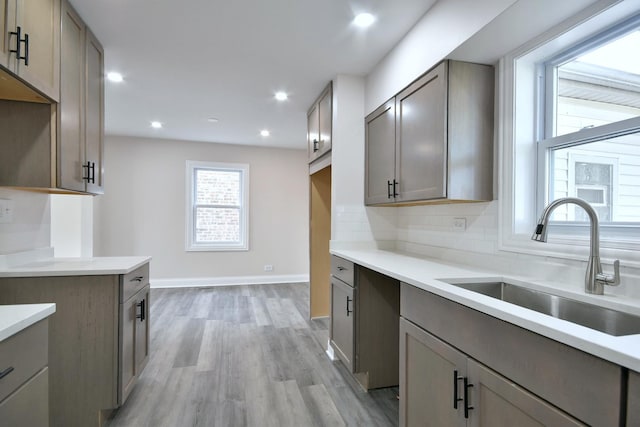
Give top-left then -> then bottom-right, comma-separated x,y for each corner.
0,199 -> 14,224
453,217 -> 466,231
264,264 -> 273,272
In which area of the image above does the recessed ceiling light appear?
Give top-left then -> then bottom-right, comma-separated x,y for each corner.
275,91 -> 288,101
354,12 -> 376,28
260,129 -> 270,137
207,117 -> 219,123
151,121 -> 163,129
107,72 -> 123,83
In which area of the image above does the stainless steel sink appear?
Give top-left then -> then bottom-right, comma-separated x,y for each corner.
450,281 -> 640,336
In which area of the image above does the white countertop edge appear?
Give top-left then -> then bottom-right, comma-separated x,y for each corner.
0,256 -> 152,277
331,248 -> 640,372
0,303 -> 56,342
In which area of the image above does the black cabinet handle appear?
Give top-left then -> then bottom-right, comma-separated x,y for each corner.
82,162 -> 96,183
463,377 -> 474,419
313,139 -> 319,152
9,27 -> 28,65
136,299 -> 146,322
0,366 -> 15,380
393,179 -> 399,197
387,180 -> 392,199
23,32 -> 29,66
130,276 -> 144,282
337,266 -> 347,271
346,296 -> 352,316
453,370 -> 463,409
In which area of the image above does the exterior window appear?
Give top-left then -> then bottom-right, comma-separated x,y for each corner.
538,16 -> 640,238
185,161 -> 249,251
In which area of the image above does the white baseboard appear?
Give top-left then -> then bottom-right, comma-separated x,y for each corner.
150,274 -> 309,289
326,338 -> 336,361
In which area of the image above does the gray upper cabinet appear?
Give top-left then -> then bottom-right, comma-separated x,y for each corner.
365,99 -> 396,204
307,81 -> 332,163
59,0 -> 104,194
1,0 -> 60,102
365,60 -> 494,206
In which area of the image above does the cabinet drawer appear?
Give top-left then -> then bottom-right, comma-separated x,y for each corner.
331,256 -> 354,287
0,319 -> 48,403
0,366 -> 48,427
120,263 -> 149,303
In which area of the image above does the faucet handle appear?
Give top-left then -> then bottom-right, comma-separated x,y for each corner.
597,260 -> 620,286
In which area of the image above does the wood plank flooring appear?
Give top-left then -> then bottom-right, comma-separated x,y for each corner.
106,283 -> 399,427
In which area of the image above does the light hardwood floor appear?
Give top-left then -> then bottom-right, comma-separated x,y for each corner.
106,283 -> 399,427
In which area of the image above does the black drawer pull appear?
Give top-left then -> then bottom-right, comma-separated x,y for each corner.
337,266 -> 347,271
346,296 -> 352,316
0,366 -> 15,380
130,276 -> 144,282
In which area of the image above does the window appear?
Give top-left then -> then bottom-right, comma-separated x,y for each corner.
537,14 -> 640,240
499,1 -> 640,261
185,161 -> 249,251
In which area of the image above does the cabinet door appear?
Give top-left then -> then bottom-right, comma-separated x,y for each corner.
396,61 -> 448,202
0,367 -> 48,427
628,370 -> 640,426
58,0 -> 85,192
84,28 -> 104,194
0,0 -> 15,69
317,84 -> 332,155
307,102 -> 319,161
15,0 -> 60,101
134,285 -> 150,375
330,277 -> 355,372
365,99 -> 396,205
119,291 -> 137,405
399,318 -> 466,427
467,360 -> 584,427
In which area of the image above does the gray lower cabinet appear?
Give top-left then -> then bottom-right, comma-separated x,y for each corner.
400,318 -> 584,427
330,277 -> 355,371
401,283 -> 621,426
329,255 -> 400,390
629,370 -> 640,426
119,283 -> 150,405
0,319 -> 50,427
0,262 -> 150,427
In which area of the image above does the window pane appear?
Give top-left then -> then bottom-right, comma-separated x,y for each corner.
549,131 -> 640,223
195,207 -> 240,243
195,169 -> 241,206
555,30 -> 640,137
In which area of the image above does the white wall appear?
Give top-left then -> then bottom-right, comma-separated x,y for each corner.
365,0 -> 518,114
93,135 -> 309,286
51,195 -> 94,257
0,189 -> 50,254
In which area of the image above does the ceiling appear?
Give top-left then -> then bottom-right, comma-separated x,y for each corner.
69,0 -> 438,149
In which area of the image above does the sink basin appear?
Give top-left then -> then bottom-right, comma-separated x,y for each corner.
449,281 -> 640,336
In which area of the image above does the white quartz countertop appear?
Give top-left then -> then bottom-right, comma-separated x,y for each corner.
331,247 -> 640,372
0,304 -> 56,342
0,256 -> 151,278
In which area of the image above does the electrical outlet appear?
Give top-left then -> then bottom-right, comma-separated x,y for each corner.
0,199 -> 14,224
264,264 -> 273,272
453,217 -> 466,231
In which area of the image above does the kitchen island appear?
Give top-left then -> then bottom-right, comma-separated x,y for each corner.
0,252 -> 151,427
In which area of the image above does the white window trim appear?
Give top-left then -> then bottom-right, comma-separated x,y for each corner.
498,0 -> 640,267
185,160 -> 250,252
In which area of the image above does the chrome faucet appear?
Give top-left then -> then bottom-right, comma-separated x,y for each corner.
532,197 -> 620,295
